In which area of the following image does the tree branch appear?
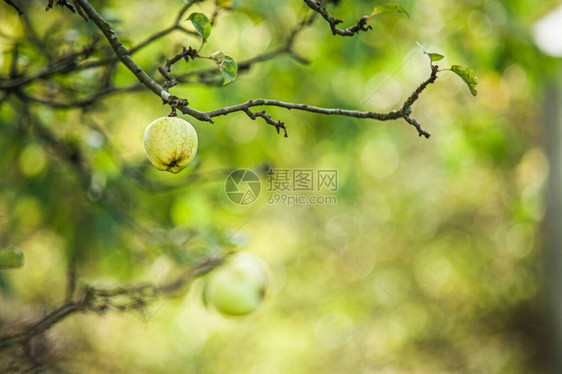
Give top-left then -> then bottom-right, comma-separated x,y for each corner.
0,301 -> 92,348
243,108 -> 288,137
74,0 -> 438,137
20,7 -> 52,61
401,64 -> 439,110
176,15 -> 315,84
128,0 -> 202,54
0,256 -> 223,349
0,38 -> 100,90
65,258 -> 77,302
74,0 -> 206,120
0,1 -> 199,90
303,0 -> 371,36
19,83 -> 143,108
3,0 -> 23,15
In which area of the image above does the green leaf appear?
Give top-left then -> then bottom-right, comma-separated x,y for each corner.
450,64 -> 479,96
219,56 -> 238,85
416,42 -> 445,62
427,53 -> 444,62
370,3 -> 409,19
187,13 -> 211,39
0,247 -> 24,269
210,50 -> 225,63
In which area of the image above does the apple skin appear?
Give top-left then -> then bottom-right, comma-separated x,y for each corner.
143,117 -> 198,174
203,253 -> 268,316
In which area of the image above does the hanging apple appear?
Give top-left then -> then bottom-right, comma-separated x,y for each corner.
143,117 -> 198,174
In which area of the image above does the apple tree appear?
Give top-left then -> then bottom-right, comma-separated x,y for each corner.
0,0 -> 492,372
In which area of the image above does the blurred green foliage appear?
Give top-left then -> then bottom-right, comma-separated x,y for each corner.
0,0 -> 558,372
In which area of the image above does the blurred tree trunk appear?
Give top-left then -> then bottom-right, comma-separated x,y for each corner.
545,64 -> 562,374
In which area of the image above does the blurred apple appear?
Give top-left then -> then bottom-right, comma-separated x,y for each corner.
203,253 -> 268,316
143,117 -> 198,174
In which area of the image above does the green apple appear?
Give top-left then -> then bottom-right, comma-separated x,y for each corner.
203,253 -> 268,316
143,117 -> 198,174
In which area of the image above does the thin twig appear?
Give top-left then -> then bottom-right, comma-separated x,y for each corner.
303,0 -> 372,36
243,108 -> 288,137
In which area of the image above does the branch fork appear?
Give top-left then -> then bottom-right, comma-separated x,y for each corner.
243,108 -> 288,137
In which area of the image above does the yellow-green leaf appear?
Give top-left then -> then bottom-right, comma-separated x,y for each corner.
450,64 -> 479,96
427,53 -> 444,62
416,42 -> 445,62
370,3 -> 409,19
220,56 -> 238,85
187,12 -> 211,39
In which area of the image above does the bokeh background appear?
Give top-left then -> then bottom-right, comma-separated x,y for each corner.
1,0 -> 561,372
